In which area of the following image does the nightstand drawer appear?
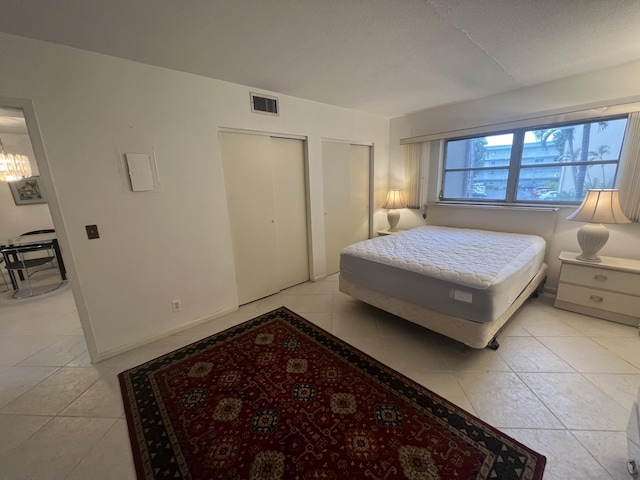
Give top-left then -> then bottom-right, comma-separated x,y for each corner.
557,283 -> 640,318
560,263 -> 640,296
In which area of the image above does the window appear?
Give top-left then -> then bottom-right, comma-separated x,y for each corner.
440,116 -> 629,204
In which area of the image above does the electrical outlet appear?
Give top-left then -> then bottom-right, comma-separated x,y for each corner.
171,299 -> 182,312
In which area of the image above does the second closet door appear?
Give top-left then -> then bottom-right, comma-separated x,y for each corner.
323,141 -> 371,275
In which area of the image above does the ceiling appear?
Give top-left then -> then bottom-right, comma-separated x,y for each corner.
1,0 -> 640,118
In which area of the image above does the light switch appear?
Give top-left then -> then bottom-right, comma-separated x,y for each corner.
86,224 -> 100,239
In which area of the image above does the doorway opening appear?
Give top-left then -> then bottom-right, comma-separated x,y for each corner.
0,97 -> 96,363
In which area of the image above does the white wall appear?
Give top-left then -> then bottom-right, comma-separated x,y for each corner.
0,33 -> 390,360
390,60 -> 640,290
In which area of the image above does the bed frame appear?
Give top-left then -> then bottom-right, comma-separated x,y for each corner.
339,263 -> 547,350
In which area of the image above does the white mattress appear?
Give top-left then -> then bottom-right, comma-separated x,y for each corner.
340,226 -> 546,323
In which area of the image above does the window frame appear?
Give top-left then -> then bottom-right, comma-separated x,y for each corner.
439,114 -> 629,206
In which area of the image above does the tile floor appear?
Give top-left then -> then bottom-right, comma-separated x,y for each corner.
0,272 -> 639,479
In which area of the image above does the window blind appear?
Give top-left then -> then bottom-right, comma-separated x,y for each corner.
618,111 -> 640,222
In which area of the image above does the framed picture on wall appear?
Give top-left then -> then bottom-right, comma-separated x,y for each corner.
8,176 -> 47,205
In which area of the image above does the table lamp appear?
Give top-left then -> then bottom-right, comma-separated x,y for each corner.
382,189 -> 406,232
567,189 -> 631,262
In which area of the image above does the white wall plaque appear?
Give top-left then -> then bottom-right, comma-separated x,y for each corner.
125,153 -> 154,192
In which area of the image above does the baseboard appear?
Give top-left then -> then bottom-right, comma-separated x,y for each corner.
95,305 -> 239,362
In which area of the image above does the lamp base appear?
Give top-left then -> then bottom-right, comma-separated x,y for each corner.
575,223 -> 609,263
575,254 -> 603,263
387,209 -> 400,232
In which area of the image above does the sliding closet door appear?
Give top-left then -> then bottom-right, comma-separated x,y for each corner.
220,133 -> 278,304
220,132 -> 308,305
271,136 -> 309,289
323,141 -> 371,274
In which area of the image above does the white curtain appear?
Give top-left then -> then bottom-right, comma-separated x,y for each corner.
617,112 -> 640,222
403,143 -> 423,209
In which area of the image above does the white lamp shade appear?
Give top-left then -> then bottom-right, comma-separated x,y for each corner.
382,189 -> 406,209
567,189 -> 631,224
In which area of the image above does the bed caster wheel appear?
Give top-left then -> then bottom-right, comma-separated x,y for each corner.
487,339 -> 500,350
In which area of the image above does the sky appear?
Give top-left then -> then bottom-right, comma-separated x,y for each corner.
485,132 -> 540,146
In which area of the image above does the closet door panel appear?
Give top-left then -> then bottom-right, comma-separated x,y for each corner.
271,137 -> 309,289
323,141 -> 351,275
219,132 -> 279,304
322,141 -> 370,275
349,144 -> 371,244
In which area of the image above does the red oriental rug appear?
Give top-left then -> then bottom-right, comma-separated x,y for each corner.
119,307 -> 546,480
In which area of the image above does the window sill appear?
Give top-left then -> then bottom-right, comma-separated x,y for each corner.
429,201 -> 560,212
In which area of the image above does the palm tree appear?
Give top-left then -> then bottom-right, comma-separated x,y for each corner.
575,122 -> 607,197
585,145 -> 611,189
535,127 -> 577,192
473,137 -> 488,166
535,121 -> 607,198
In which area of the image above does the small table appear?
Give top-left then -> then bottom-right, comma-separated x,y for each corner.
0,232 -> 67,290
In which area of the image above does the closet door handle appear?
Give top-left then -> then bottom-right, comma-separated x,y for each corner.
593,274 -> 608,282
589,295 -> 604,303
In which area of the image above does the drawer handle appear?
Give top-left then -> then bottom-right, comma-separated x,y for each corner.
593,274 -> 608,282
589,295 -> 604,303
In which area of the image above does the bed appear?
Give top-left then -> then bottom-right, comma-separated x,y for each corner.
339,225 -> 547,349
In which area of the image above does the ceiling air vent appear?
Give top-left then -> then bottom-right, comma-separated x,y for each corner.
250,93 -> 279,116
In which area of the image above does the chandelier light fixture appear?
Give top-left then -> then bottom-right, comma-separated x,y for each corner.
0,137 -> 32,182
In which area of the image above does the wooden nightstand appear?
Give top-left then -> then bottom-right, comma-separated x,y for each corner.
377,229 -> 404,236
554,251 -> 640,327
